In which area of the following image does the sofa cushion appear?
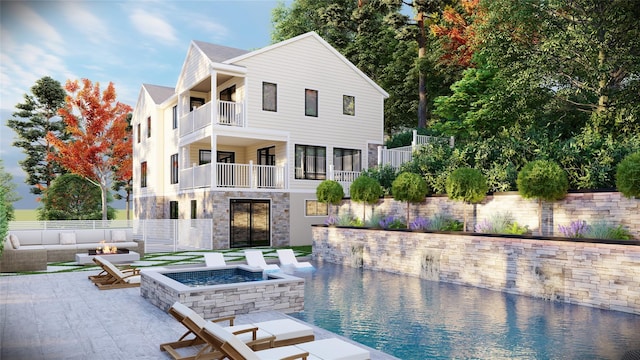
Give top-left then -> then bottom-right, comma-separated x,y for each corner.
59,232 -> 77,245
111,230 -> 126,242
8,234 -> 20,249
75,229 -> 107,244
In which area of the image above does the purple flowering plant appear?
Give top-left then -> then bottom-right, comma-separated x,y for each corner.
409,216 -> 431,230
558,220 -> 590,238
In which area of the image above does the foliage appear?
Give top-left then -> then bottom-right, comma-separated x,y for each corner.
365,210 -> 385,228
336,211 -> 358,226
6,76 -> 67,195
392,172 -> 429,227
474,212 -> 529,235
47,79 -> 132,220
350,175 -> 383,222
558,220 -> 633,240
111,113 -> 133,220
379,216 -> 406,229
517,160 -> 568,202
361,165 -> 397,196
316,180 -> 345,206
0,188 -> 7,254
616,152 -> 640,198
400,141 -> 467,194
38,174 -> 116,220
445,167 -> 487,204
503,222 -> 530,236
0,159 -> 21,221
441,218 -> 464,231
409,216 -> 431,231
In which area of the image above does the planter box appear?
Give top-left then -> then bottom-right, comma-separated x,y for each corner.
312,225 -> 640,315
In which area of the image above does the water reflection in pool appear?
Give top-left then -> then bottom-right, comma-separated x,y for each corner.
290,262 -> 640,360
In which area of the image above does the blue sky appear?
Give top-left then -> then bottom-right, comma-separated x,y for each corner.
0,0 -> 292,209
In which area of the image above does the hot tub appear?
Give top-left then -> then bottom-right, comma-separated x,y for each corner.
140,265 -> 305,319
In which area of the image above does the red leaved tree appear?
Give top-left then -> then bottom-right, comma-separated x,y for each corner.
47,79 -> 132,220
430,0 -> 482,68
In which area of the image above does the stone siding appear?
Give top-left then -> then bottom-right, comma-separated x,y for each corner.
336,191 -> 640,238
140,272 -> 305,319
312,226 -> 640,314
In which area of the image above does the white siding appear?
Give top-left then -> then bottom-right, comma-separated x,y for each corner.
176,45 -> 211,93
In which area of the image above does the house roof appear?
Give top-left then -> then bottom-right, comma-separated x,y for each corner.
192,40 -> 249,63
142,84 -> 175,104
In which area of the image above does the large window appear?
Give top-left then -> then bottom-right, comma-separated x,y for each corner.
262,82 -> 277,112
199,150 -> 212,165
295,144 -> 326,180
305,200 -> 328,216
140,161 -> 147,188
305,89 -> 318,117
333,148 -> 361,172
147,116 -> 151,138
169,201 -> 179,219
170,153 -> 178,184
172,105 -> 177,129
343,95 -> 355,116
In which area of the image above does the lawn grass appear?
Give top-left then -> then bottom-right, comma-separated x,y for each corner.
12,209 -> 128,221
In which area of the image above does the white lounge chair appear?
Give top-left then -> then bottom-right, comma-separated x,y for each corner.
201,320 -> 370,360
204,252 -> 227,267
276,249 -> 313,269
244,250 -> 280,272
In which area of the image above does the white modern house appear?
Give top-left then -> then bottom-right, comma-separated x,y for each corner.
132,32 -> 388,248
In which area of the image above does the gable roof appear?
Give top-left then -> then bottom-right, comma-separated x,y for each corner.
192,40 -> 249,63
142,84 -> 175,104
224,31 -> 389,98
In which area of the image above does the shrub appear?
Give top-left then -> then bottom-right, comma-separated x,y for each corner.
475,212 -> 529,235
446,167 -> 488,231
365,210 -> 385,228
442,218 -> 464,231
504,222 -> 530,235
558,220 -> 590,238
350,175 -> 383,222
335,211 -> 358,226
616,152 -> 640,198
392,172 -> 429,227
379,216 -> 406,229
316,180 -> 344,216
0,188 -> 7,255
586,221 -> 633,240
517,160 -> 568,235
361,165 -> 397,196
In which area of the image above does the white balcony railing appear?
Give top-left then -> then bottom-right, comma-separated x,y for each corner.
328,166 -> 361,197
180,100 -> 245,136
377,130 -> 455,169
180,162 -> 285,190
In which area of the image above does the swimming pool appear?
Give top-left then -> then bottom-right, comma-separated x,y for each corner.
163,267 -> 264,287
289,262 -> 640,360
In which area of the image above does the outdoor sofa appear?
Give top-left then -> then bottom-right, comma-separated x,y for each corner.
0,228 -> 143,273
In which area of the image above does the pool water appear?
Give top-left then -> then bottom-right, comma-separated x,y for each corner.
289,262 -> 640,360
163,268 -> 264,287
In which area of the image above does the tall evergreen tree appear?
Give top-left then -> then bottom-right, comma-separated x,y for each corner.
6,76 -> 67,195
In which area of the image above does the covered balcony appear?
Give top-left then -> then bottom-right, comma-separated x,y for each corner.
179,162 -> 286,190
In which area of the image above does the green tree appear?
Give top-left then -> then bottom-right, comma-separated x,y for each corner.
391,172 -> 429,227
316,180 -> 344,217
616,152 -> 640,199
445,167 -> 487,231
6,76 -> 67,195
39,173 -> 115,220
517,160 -> 569,235
350,175 -> 383,222
361,164 -> 397,196
0,159 -> 21,221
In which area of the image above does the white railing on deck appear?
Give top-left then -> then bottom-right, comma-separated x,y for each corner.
328,166 -> 360,197
179,163 -> 212,190
378,130 -> 454,169
179,162 -> 285,190
179,101 -> 212,136
217,100 -> 244,127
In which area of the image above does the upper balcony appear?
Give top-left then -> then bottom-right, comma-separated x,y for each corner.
179,100 -> 245,137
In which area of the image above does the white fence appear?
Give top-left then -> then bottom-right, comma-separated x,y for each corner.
8,219 -> 213,253
378,131 -> 454,169
327,166 -> 360,197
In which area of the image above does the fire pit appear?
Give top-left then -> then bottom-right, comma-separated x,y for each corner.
76,241 -> 140,265
89,248 -> 130,255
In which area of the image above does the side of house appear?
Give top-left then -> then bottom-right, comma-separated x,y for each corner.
132,32 -> 388,248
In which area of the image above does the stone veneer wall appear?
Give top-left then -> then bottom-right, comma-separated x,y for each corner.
312,226 -> 640,314
140,272 -> 305,319
336,191 -> 640,239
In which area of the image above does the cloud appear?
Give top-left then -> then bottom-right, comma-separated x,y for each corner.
129,9 -> 178,44
1,1 -> 64,55
59,2 -> 114,45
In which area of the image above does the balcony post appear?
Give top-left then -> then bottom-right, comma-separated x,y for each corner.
328,165 -> 335,180
249,160 -> 254,188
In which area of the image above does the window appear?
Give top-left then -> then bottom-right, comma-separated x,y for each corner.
305,89 -> 318,117
140,161 -> 147,188
172,105 -> 177,129
169,201 -> 179,219
191,200 -> 197,219
190,97 -> 205,111
333,148 -> 361,172
137,124 -> 141,143
295,144 -> 326,180
305,200 -> 328,216
199,150 -> 212,165
343,95 -> 355,116
170,154 -> 178,184
146,116 -> 151,138
257,146 -> 275,166
262,82 -> 277,112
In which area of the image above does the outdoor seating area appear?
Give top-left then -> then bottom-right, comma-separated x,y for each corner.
89,256 -> 141,290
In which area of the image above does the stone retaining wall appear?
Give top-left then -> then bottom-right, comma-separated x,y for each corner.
336,191 -> 640,238
312,226 -> 640,315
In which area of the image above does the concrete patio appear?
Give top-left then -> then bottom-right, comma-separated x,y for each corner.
0,270 -> 398,360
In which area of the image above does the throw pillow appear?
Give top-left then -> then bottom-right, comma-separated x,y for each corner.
111,230 -> 126,242
59,232 -> 76,245
8,234 -> 20,249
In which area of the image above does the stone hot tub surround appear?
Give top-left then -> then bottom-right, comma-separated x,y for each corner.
140,265 -> 305,319
312,225 -> 640,315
